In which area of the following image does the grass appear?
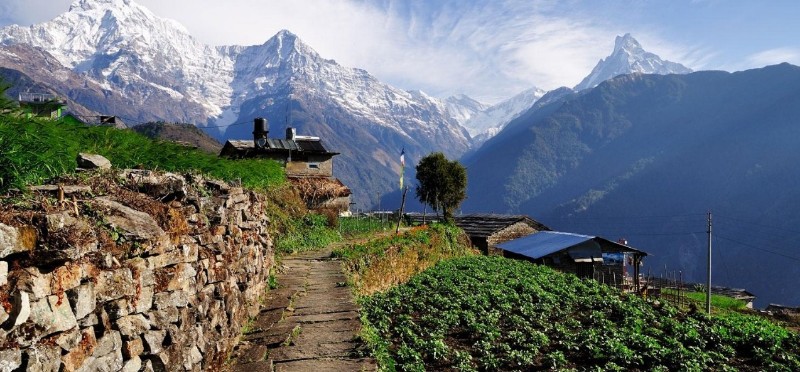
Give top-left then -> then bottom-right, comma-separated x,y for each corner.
0,114 -> 285,192
361,256 -> 800,371
334,223 -> 475,296
274,213 -> 341,254
663,288 -> 748,311
338,215 -> 397,238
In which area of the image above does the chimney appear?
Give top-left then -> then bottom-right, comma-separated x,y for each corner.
286,127 -> 296,140
253,118 -> 268,148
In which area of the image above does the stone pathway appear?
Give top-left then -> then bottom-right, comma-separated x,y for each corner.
228,247 -> 376,371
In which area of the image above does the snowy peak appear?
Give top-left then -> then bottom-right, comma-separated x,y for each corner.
574,34 -> 692,91
69,0 -> 133,12
460,87 -> 545,140
613,33 -> 642,54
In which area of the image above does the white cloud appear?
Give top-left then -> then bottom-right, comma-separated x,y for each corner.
744,48 -> 800,68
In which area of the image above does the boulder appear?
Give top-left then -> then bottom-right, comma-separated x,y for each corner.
76,153 -> 111,170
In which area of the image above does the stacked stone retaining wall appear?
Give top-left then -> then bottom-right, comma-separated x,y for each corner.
0,169 -> 274,371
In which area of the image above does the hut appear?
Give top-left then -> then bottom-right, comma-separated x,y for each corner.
453,214 -> 550,253
496,231 -> 648,292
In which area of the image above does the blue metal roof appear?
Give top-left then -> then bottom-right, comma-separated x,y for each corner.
496,231 -> 595,259
495,231 -> 649,260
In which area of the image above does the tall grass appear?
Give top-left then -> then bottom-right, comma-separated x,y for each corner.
0,115 -> 285,192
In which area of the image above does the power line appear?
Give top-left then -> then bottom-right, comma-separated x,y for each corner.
715,234 -> 800,262
714,214 -> 800,236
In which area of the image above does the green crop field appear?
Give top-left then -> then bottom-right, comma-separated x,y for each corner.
361,256 -> 800,371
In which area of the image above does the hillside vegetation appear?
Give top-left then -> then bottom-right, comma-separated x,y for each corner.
0,114 -> 284,192
361,256 -> 800,371
334,224 -> 475,296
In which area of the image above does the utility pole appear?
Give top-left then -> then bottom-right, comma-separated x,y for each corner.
706,211 -> 712,315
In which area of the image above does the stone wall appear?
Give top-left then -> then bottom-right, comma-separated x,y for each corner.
0,169 -> 274,371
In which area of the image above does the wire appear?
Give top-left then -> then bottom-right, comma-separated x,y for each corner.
715,214 -> 800,236
715,234 -> 800,262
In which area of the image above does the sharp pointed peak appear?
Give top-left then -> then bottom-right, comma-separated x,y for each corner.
613,33 -> 642,53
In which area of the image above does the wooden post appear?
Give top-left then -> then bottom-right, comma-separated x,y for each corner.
396,186 -> 408,235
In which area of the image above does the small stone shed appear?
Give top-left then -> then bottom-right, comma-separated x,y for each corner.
220,118 -> 351,213
497,231 -> 648,291
453,214 -> 550,254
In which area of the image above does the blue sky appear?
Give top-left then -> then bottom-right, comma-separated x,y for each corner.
1,0 -> 798,104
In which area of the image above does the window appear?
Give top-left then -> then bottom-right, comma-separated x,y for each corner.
308,163 -> 320,169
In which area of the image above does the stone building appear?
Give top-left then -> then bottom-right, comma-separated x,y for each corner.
453,214 -> 550,253
220,118 -> 351,213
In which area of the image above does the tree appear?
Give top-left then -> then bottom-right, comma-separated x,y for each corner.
415,152 -> 467,221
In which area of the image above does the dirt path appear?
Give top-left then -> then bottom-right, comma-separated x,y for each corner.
228,246 -> 376,371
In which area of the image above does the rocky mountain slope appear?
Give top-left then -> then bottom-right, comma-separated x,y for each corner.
0,0 -> 471,206
463,63 -> 800,307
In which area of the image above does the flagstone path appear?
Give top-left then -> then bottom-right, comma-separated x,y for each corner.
228,246 -> 376,372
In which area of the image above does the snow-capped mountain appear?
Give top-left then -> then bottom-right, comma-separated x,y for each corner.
574,33 -> 692,91
0,0 -> 470,207
461,87 -> 546,143
444,94 -> 489,127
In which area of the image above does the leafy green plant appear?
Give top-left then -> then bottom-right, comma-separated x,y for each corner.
361,256 -> 800,371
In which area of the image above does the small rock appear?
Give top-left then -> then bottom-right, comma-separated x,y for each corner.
116,314 -> 150,337
105,298 -> 130,319
7,291 -> 31,327
25,344 -> 61,372
92,197 -> 168,245
68,282 -> 97,320
29,294 -> 78,336
92,330 -> 122,358
51,263 -> 83,293
122,337 -> 144,359
94,268 -> 135,302
0,223 -> 35,259
0,348 -> 22,371
62,328 -> 97,372
121,356 -> 142,372
76,153 -> 111,170
146,306 -> 179,330
143,330 -> 167,354
55,327 -> 83,351
17,267 -> 52,300
0,261 -> 7,286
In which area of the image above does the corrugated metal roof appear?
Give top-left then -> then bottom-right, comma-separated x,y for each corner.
223,138 -> 336,154
497,231 -> 595,259
496,231 -> 649,260
453,213 -> 550,238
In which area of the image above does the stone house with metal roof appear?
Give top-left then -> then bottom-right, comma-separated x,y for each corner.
220,118 -> 351,213
453,214 -> 550,254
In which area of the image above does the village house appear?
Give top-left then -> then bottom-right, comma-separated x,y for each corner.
453,214 -> 550,253
18,92 -> 66,119
496,231 -> 648,292
220,118 -> 351,213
